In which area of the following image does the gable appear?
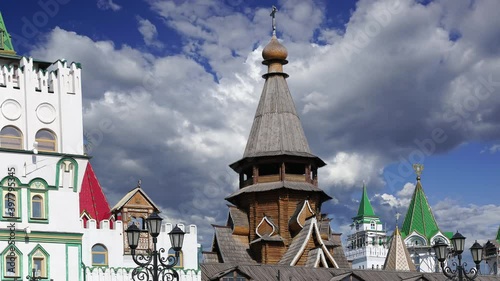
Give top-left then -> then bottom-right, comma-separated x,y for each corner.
125,192 -> 154,209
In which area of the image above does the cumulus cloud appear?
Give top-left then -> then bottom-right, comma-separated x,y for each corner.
97,0 -> 121,11
137,17 -> 164,48
28,0 -> 500,247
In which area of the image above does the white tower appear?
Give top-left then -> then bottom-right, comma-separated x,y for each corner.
345,184 -> 388,270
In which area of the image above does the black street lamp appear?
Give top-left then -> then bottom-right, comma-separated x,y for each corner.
26,268 -> 42,281
433,232 -> 483,281
126,212 -> 185,281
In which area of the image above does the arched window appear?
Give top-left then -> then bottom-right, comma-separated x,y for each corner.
31,195 -> 44,218
4,193 -> 16,217
168,248 -> 183,268
0,126 -> 23,149
35,129 -> 56,152
370,220 -> 376,230
91,244 -> 108,266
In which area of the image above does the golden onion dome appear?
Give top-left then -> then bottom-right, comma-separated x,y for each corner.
262,35 -> 288,61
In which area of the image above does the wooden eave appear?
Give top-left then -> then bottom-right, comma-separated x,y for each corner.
225,181 -> 332,205
229,154 -> 326,173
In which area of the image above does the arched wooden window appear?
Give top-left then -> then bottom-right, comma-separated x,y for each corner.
32,195 -> 44,218
35,129 -> 56,152
4,193 -> 16,217
92,244 -> 108,266
168,248 -> 183,268
0,126 -> 23,149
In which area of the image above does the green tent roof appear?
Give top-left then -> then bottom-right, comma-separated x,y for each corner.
354,184 -> 376,219
496,226 -> 500,243
0,11 -> 16,54
401,180 -> 440,241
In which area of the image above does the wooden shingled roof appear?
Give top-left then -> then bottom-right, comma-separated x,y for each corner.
211,225 -> 256,264
229,72 -> 326,172
383,227 -> 416,271
243,74 -> 312,158
201,263 -> 500,281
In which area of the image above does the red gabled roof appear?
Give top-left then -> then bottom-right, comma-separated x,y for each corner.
79,162 -> 111,225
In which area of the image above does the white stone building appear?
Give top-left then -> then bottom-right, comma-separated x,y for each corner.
344,184 -> 388,270
0,13 -> 200,281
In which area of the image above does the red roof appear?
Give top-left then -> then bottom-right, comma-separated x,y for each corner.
79,162 -> 111,224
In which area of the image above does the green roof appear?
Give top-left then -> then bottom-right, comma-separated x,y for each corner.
496,226 -> 500,243
354,184 -> 376,219
0,11 -> 15,54
401,180 -> 440,241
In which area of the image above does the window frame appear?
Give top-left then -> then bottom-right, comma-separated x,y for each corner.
35,129 -> 57,152
91,244 -> 108,266
28,179 -> 49,223
31,195 -> 44,219
2,245 -> 23,279
28,245 -> 49,279
3,193 -> 17,218
0,126 -> 23,150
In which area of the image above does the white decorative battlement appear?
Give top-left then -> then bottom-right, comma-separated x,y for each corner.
0,56 -> 81,95
80,219 -> 123,232
81,219 -> 198,235
162,223 -> 198,235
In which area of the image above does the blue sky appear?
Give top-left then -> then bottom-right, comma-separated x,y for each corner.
2,0 -> 500,250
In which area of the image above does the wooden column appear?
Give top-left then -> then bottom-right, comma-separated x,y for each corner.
253,165 -> 259,184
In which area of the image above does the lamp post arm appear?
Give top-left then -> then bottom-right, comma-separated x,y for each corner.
131,248 -> 153,268
157,247 -> 179,269
462,264 -> 480,281
440,261 -> 458,280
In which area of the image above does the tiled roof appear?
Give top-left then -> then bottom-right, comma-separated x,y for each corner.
227,205 -> 249,235
79,162 -> 111,224
496,226 -> 500,243
0,12 -> 15,54
383,227 -> 416,271
401,179 -> 440,242
201,263 -> 500,281
212,225 -> 256,264
354,183 -> 376,219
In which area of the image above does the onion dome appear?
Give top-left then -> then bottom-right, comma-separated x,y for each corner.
262,35 -> 288,61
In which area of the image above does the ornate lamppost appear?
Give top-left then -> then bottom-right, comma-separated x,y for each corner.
25,268 -> 42,281
433,231 -> 483,281
126,212 -> 185,281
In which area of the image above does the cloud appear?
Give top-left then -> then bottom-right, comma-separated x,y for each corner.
97,0 -> 121,11
433,199 -> 500,246
137,17 -> 164,48
481,144 -> 500,154
28,0 -> 500,248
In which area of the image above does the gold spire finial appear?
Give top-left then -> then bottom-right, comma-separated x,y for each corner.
395,212 -> 401,226
270,6 -> 277,36
413,163 -> 423,180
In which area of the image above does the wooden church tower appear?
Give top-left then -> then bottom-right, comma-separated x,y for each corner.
204,8 -> 348,268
